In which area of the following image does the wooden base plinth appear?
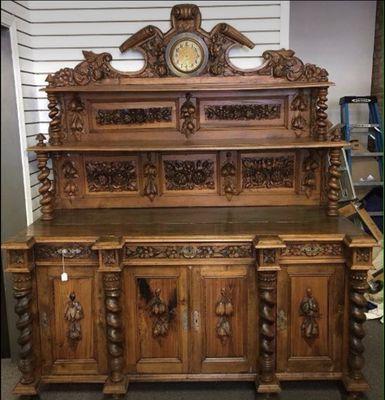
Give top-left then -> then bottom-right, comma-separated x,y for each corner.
342,375 -> 370,393
256,378 -> 281,394
103,376 -> 129,397
12,379 -> 40,396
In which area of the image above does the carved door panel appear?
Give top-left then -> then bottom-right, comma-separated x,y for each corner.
191,265 -> 256,373
37,266 -> 105,375
124,266 -> 188,373
276,264 -> 345,373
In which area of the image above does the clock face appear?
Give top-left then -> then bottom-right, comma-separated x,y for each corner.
165,33 -> 208,76
170,39 -> 203,73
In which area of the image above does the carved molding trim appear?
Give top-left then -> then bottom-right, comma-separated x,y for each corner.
64,292 -> 84,350
242,155 -> 294,189
301,150 -> 319,198
164,159 -> 214,190
180,94 -> 196,138
125,244 -> 252,259
35,244 -> 95,260
299,288 -> 320,341
215,287 -> 234,343
85,160 -> 138,192
221,152 -> 238,201
204,103 -> 281,121
281,242 -> 342,257
96,107 -> 172,126
138,279 -> 177,339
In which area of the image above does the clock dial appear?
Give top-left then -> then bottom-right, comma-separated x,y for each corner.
171,40 -> 203,73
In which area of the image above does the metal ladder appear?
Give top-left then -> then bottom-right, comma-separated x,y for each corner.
339,96 -> 383,224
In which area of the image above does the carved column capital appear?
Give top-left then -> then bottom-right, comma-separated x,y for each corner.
92,236 -> 125,272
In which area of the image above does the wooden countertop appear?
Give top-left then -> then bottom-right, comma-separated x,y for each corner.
3,207 -> 373,246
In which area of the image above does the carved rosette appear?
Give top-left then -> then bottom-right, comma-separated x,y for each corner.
290,91 -> 309,137
215,287 -> 234,343
348,270 -> 368,381
64,292 -> 84,349
221,152 -> 238,201
258,271 -> 278,384
299,288 -> 320,341
68,95 -> 85,140
301,150 -> 319,198
62,158 -> 79,200
327,148 -> 341,216
103,272 -> 124,384
180,94 -> 196,138
13,273 -> 35,385
35,134 -> 54,221
143,153 -> 158,201
355,248 -> 371,263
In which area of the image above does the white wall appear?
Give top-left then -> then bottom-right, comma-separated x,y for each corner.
1,0 -> 290,221
290,0 -> 377,125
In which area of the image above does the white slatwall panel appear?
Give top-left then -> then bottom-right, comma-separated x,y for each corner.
1,0 -> 290,221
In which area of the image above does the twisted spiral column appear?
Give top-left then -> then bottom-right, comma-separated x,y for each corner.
327,148 -> 341,216
348,270 -> 368,381
36,151 -> 54,221
13,273 -> 34,385
103,272 -> 124,384
258,271 -> 277,384
316,87 -> 328,141
48,93 -> 62,146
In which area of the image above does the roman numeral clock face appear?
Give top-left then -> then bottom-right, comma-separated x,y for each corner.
166,33 -> 209,76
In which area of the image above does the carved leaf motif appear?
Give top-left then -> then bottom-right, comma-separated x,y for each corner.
164,159 -> 215,190
143,154 -> 158,201
85,160 -> 137,192
299,288 -> 320,341
242,155 -> 294,189
64,292 -> 84,349
62,159 -> 79,199
180,94 -> 196,138
221,152 -> 238,201
68,95 -> 85,140
302,150 -> 319,198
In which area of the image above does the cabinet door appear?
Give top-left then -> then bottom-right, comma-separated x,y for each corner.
37,266 -> 105,376
277,264 -> 344,373
191,265 -> 256,373
124,266 -> 188,374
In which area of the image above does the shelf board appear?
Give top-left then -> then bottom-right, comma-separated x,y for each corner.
351,152 -> 383,157
28,138 -> 347,153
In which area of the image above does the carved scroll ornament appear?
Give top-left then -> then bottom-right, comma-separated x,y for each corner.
299,288 -> 320,341
45,6 -> 328,85
215,287 -> 234,343
64,292 -> 84,349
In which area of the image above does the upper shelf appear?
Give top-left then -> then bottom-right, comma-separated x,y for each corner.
28,137 -> 348,153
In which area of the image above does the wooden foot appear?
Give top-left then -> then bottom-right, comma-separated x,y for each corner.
103,376 -> 129,397
12,379 -> 40,396
256,378 -> 281,394
342,375 -> 369,399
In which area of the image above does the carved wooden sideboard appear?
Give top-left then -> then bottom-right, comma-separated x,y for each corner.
3,4 -> 376,399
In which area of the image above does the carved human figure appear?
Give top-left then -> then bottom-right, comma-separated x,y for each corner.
64,292 -> 84,348
299,288 -> 320,340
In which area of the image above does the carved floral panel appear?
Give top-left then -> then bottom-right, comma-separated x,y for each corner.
204,103 -> 281,121
85,157 -> 138,193
96,107 -> 172,126
241,153 -> 295,190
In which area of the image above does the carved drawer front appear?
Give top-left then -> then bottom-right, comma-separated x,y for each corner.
190,265 -> 256,373
34,243 -> 97,263
276,265 -> 344,373
124,267 -> 188,374
37,266 -> 105,376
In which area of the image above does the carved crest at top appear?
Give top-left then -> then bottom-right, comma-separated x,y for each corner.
45,4 -> 329,87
